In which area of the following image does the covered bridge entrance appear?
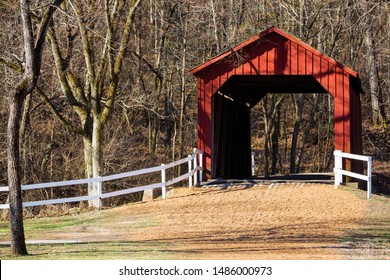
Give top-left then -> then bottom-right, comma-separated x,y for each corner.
190,27 -> 363,180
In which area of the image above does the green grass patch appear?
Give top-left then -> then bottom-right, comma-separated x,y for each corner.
0,207 -> 169,259
0,241 -> 184,260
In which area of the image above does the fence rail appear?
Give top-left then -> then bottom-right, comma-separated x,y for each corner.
333,150 -> 372,199
0,149 -> 203,210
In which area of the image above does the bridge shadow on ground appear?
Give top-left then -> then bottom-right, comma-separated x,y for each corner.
203,173 -> 334,190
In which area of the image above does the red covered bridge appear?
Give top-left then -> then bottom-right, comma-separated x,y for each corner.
190,26 -> 363,180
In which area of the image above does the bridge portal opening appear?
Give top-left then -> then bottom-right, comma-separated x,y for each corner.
211,75 -> 329,179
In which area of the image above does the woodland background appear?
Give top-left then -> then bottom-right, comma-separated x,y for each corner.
0,0 -> 389,213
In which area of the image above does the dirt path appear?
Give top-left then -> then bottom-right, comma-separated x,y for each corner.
43,183 -> 368,259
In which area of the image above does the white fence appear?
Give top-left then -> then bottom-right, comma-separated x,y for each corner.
0,149 -> 203,209
333,150 -> 372,199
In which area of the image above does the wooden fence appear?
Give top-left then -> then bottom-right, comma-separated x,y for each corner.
0,149 -> 203,209
333,150 -> 372,199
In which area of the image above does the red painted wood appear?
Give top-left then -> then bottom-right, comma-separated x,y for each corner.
306,50 -> 313,75
191,27 -> 363,179
290,42 -> 298,74
298,45 -> 306,75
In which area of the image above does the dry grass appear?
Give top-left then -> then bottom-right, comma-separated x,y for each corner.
3,183 -> 385,260
339,186 -> 390,259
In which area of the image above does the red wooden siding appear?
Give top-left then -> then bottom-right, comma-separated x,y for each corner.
191,27 -> 363,179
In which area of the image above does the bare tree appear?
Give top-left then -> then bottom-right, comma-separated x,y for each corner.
1,0 -> 63,256
364,11 -> 386,127
37,0 -> 141,207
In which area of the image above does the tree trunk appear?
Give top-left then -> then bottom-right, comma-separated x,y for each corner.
83,135 -> 94,207
296,95 -> 319,173
262,96 -> 270,177
90,117 -> 103,208
290,93 -> 304,174
365,27 -> 386,127
7,90 -> 28,255
177,21 -> 188,176
271,102 -> 281,175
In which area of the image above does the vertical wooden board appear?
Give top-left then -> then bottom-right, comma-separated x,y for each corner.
334,95 -> 344,151
275,42 -> 284,74
259,43 -> 268,74
305,50 -> 313,75
218,62 -> 228,90
350,83 -> 363,169
197,78 -> 203,152
267,45 -> 276,74
204,80 -> 213,178
298,45 -> 306,75
283,40 -> 291,75
198,77 -> 207,177
235,59 -> 242,75
211,94 -> 222,177
252,53 -> 260,75
343,72 -> 351,155
211,74 -> 218,97
243,59 -> 251,75
320,58 -> 329,91
269,32 -> 286,75
335,66 -> 344,99
349,79 -> 363,175
218,62 -> 230,88
290,42 -> 298,74
328,63 -> 336,96
245,41 -> 260,75
313,54 -> 321,82
334,67 -> 344,151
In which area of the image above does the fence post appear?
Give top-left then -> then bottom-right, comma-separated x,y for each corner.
251,152 -> 255,177
334,150 -> 342,189
334,150 -> 338,189
188,155 -> 193,187
161,164 -> 166,199
193,148 -> 198,186
367,156 -> 372,199
199,150 -> 203,183
97,177 -> 102,210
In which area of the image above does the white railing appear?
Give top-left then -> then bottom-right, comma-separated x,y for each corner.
0,149 -> 203,209
333,150 -> 372,199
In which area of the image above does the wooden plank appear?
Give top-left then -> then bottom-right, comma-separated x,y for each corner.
320,58 -> 329,90
101,183 -> 164,199
343,71 -> 351,156
290,42 -> 298,74
259,43 -> 268,74
269,45 -> 277,75
339,152 -> 369,161
283,40 -> 291,75
298,45 -> 306,75
305,50 -> 313,75
339,169 -> 368,181
313,54 -> 321,82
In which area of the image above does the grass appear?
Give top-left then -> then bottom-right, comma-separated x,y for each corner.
0,241 -> 182,260
338,186 -> 390,259
0,207 -> 172,260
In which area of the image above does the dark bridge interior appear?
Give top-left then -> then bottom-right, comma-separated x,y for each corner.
211,75 -> 328,179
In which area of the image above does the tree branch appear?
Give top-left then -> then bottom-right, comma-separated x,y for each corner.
35,86 -> 87,136
0,56 -> 23,73
34,0 -> 65,71
100,0 -> 141,124
68,0 -> 95,84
